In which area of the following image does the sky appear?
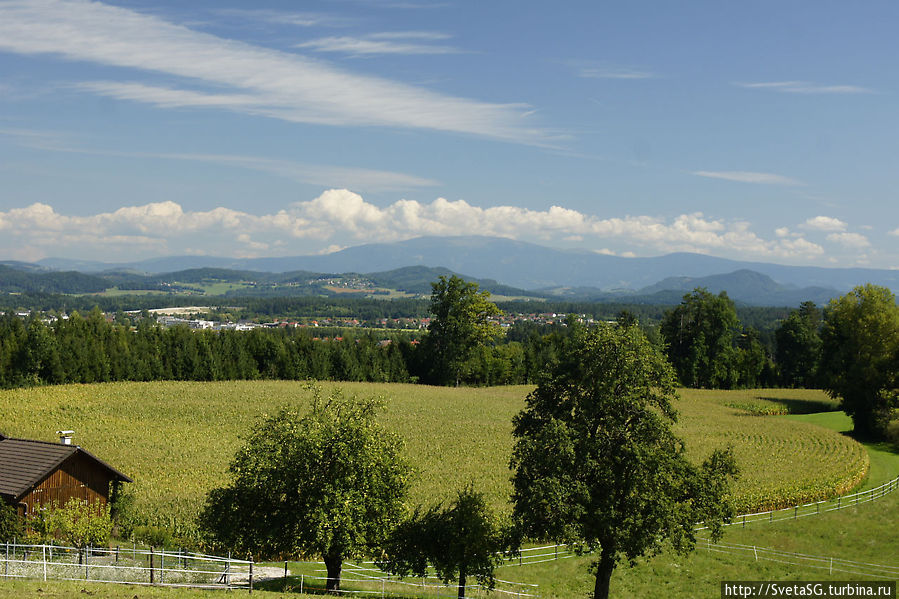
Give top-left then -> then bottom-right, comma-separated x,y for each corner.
0,0 -> 897,268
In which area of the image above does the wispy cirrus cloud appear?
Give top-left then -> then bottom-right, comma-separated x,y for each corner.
578,67 -> 655,80
735,81 -> 873,94
213,8 -> 353,28
692,170 -> 803,186
570,60 -> 655,80
0,127 -> 439,192
0,191 -> 826,262
296,31 -> 463,56
0,0 -> 550,144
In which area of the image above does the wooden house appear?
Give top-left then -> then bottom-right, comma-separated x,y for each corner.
0,432 -> 131,518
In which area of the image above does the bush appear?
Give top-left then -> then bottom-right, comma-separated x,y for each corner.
0,502 -> 22,541
25,499 -> 113,548
131,525 -> 175,549
886,419 -> 899,450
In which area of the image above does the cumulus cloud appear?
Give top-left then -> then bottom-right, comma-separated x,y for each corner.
0,0 -> 548,144
826,232 -> 870,248
692,170 -> 803,186
0,190 -> 828,262
800,216 -> 848,232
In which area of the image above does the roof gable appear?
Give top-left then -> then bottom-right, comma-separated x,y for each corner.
0,437 -> 131,500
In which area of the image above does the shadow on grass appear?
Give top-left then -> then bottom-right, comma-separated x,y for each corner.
728,397 -> 839,415
255,575 -> 418,598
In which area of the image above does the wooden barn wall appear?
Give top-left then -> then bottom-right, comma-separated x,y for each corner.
20,454 -> 114,516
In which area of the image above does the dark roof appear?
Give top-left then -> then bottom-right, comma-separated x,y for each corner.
0,437 -> 132,500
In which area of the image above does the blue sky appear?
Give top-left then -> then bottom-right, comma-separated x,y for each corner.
0,0 -> 897,268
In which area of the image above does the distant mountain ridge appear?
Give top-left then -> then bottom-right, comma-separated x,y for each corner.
21,235 -> 899,306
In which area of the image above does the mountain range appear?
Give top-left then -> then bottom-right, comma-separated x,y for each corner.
9,235 -> 899,306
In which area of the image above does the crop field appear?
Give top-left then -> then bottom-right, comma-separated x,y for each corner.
0,382 -> 867,534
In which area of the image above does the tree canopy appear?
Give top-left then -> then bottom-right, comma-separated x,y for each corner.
775,301 -> 822,388
422,275 -> 503,386
820,285 -> 899,438
380,486 -> 507,599
510,323 -> 738,599
200,386 -> 411,592
660,288 -> 741,388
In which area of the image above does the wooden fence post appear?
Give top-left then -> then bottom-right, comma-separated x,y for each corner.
42,544 -> 47,582
249,557 -> 254,594
150,547 -> 155,584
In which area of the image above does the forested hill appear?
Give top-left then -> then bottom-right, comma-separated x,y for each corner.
0,265 -> 109,294
0,263 -> 541,300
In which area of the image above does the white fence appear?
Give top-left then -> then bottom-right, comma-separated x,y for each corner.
292,561 -> 540,598
702,540 -> 899,580
0,543 -> 253,590
697,474 -> 899,531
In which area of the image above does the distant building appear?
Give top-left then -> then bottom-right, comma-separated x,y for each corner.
0,432 -> 132,519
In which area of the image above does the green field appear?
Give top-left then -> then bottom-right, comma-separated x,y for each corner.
0,383 -> 868,533
0,382 -> 896,598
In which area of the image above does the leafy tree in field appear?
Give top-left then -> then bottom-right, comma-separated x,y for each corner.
775,301 -> 822,388
200,386 -> 411,592
422,275 -> 502,386
510,324 -> 738,599
380,486 -> 507,599
660,288 -> 740,388
820,285 -> 899,438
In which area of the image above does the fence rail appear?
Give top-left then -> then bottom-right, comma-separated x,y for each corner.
697,474 -> 899,531
702,540 -> 899,580
0,542 -> 252,590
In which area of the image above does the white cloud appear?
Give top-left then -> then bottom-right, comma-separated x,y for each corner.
0,127 -> 439,192
578,67 -> 654,80
692,170 -> 803,186
213,9 -> 349,28
0,0 -> 548,144
0,191 -> 827,262
800,216 -> 847,232
296,33 -> 463,56
775,227 -> 790,237
826,232 -> 870,248
735,81 -> 873,94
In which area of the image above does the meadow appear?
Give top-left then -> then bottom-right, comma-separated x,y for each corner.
0,382 -> 895,598
0,382 -> 866,533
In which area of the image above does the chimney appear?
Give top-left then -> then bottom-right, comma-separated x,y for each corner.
57,430 -> 74,445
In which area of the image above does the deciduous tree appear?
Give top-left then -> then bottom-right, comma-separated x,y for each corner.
423,276 -> 502,386
380,486 -> 507,599
660,288 -> 740,388
775,301 -> 822,388
510,324 -> 738,599
200,386 -> 411,592
820,285 -> 899,438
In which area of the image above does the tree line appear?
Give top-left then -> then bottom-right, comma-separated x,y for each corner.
2,279 -> 897,439
0,309 -> 412,388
